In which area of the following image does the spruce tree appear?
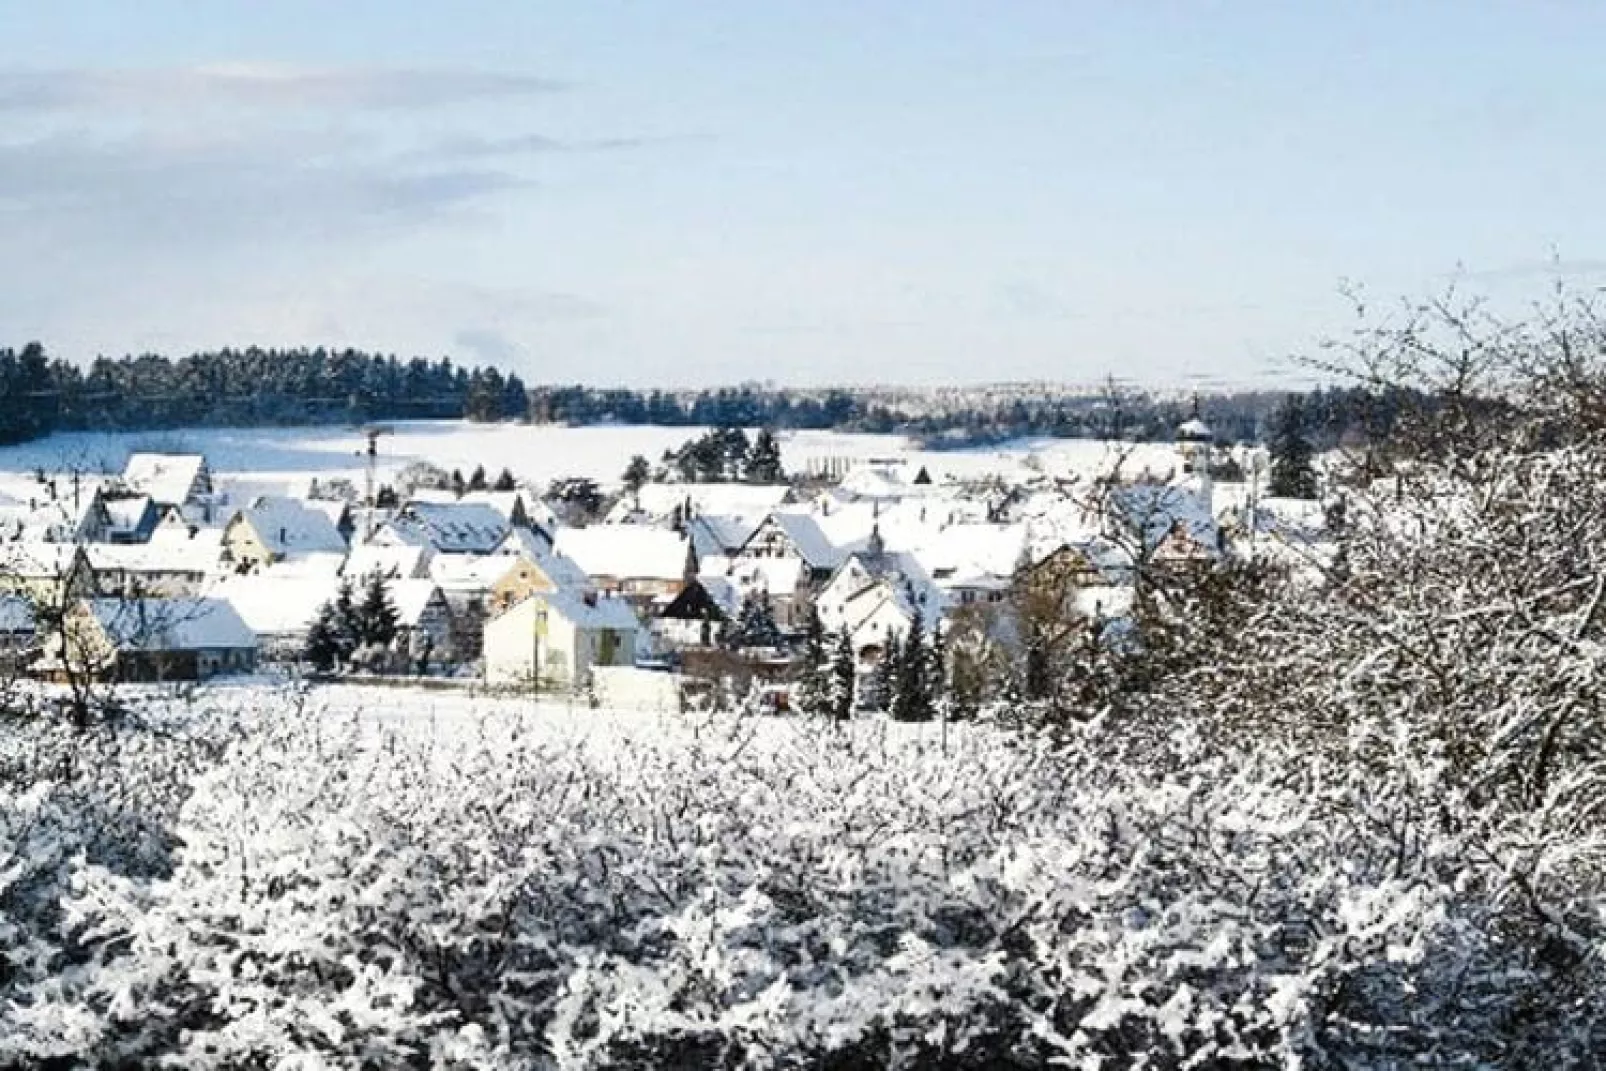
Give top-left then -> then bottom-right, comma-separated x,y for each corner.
492,467 -> 517,492
357,572 -> 399,648
468,464 -> 488,492
794,606 -> 832,715
893,625 -> 933,722
304,602 -> 340,671
330,580 -> 361,667
744,429 -> 786,484
1267,394 -> 1318,499
830,627 -> 856,721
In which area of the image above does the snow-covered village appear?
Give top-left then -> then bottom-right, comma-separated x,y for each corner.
0,412 -> 1327,712
5,5 -> 1606,1068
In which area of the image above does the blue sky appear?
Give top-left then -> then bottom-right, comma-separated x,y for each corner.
2,1 -> 1603,388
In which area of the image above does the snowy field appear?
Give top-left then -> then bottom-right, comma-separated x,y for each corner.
0,420 -> 1188,489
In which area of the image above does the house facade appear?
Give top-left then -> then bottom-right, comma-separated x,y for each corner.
483,590 -> 638,691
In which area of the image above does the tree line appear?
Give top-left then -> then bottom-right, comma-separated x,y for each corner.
0,344 -> 528,445
2,338 -> 1430,451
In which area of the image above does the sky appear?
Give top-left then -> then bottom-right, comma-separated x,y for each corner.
2,1 -> 1604,390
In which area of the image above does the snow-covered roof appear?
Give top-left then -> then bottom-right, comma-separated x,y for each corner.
748,511 -> 842,569
686,514 -> 760,558
122,453 -> 207,506
380,501 -> 510,554
82,597 -> 256,651
1109,482 -> 1219,554
621,483 -> 793,524
102,495 -> 156,532
721,555 -> 806,599
236,497 -> 348,558
1177,417 -> 1214,442
429,553 -> 521,594
388,579 -> 445,628
554,525 -> 689,582
86,534 -> 224,576
908,523 -> 1027,590
209,574 -> 331,635
0,542 -> 83,579
343,542 -> 434,580
540,589 -> 640,632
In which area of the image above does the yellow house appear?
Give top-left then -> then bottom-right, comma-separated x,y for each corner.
0,543 -> 94,609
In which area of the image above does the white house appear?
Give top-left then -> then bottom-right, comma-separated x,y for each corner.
483,590 -> 639,691
48,597 -> 257,682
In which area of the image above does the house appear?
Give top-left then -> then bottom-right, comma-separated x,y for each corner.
86,529 -> 225,597
0,543 -> 94,607
209,574 -> 332,660
651,578 -> 730,651
553,525 -> 690,604
222,497 -> 349,573
0,486 -> 112,544
483,590 -> 639,691
373,501 -> 510,555
409,489 -> 543,534
102,494 -> 161,544
815,527 -> 941,645
49,597 -> 257,682
487,544 -> 591,614
734,512 -> 844,587
910,523 -> 1028,609
122,453 -> 212,509
388,579 -> 455,666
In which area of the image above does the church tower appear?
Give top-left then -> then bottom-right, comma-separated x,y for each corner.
1176,398 -> 1215,512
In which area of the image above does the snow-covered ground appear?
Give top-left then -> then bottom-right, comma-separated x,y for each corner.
0,420 -> 1188,489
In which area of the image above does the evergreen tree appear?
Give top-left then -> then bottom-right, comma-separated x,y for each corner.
357,572 -> 399,648
304,602 -> 341,671
451,469 -> 467,498
892,625 -> 933,722
866,632 -> 900,713
1267,394 -> 1319,499
492,468 -> 517,492
723,591 -> 783,651
830,627 -> 856,722
744,429 -> 786,483
468,464 -> 488,492
622,454 -> 651,494
794,606 -> 832,715
374,484 -> 399,509
330,580 -> 361,666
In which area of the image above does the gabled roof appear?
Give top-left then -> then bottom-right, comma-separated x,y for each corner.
122,453 -> 208,506
209,575 -> 331,635
743,511 -> 842,570
82,597 -> 256,651
685,514 -> 759,558
388,579 -> 447,628
103,495 -> 158,533
235,497 -> 348,558
554,525 -> 689,582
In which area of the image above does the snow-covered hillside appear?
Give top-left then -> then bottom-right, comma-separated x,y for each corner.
0,420 -> 1191,490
